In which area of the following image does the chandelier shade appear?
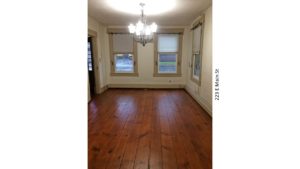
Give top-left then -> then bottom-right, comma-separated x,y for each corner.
128,3 -> 157,46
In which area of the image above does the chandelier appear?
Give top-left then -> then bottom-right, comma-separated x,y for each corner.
128,3 -> 157,46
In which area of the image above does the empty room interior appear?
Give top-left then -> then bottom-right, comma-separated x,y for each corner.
88,0 -> 212,169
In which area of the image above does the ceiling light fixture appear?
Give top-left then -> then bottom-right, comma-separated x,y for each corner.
128,3 -> 157,46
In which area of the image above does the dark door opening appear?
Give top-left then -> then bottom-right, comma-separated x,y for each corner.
88,37 -> 96,97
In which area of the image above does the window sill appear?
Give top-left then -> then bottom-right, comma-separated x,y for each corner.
153,73 -> 182,77
111,72 -> 139,77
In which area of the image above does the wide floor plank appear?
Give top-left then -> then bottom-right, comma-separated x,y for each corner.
88,89 -> 212,169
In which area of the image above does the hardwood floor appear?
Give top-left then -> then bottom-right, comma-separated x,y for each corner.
88,89 -> 212,169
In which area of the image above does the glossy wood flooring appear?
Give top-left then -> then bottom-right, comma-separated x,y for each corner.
88,89 -> 212,169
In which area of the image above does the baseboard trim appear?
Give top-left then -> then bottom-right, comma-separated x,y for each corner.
184,85 -> 212,117
99,85 -> 108,94
107,84 -> 185,89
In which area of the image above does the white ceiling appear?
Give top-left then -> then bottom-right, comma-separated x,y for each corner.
88,0 -> 212,26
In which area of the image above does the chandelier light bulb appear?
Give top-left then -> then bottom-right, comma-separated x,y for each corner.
128,24 -> 135,33
136,21 -> 144,32
145,26 -> 151,35
151,22 -> 157,32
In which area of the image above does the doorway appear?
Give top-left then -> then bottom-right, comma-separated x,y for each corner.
88,37 -> 96,97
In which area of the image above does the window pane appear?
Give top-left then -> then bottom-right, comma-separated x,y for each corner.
193,54 -> 201,80
114,54 -> 134,73
158,34 -> 178,52
88,41 -> 93,71
88,58 -> 93,71
88,63 -> 93,71
158,53 -> 177,73
88,42 -> 91,55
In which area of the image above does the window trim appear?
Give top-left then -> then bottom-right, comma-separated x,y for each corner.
108,28 -> 138,76
153,29 -> 184,77
190,15 -> 205,85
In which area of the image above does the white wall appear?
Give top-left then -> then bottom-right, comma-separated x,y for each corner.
88,17 -> 107,92
88,6 -> 212,116
103,26 -> 189,87
185,6 -> 212,116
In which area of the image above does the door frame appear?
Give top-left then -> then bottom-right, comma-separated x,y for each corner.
88,29 -> 101,94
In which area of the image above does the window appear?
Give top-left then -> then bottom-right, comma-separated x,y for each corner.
191,17 -> 204,84
108,31 -> 138,76
87,41 -> 93,71
192,54 -> 201,80
154,30 -> 183,77
114,53 -> 133,72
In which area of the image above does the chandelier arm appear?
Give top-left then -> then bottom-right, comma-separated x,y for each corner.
129,3 -> 156,47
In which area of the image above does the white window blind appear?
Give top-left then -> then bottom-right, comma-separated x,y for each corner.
158,34 -> 179,52
193,25 -> 202,53
112,34 -> 133,53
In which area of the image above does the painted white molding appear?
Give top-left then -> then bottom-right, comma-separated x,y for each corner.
184,85 -> 212,116
107,84 -> 185,89
99,85 -> 108,94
